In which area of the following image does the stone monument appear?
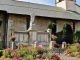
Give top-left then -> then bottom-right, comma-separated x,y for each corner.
28,13 -> 37,30
27,13 -> 37,45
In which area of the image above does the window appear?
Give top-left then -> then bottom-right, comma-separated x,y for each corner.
26,17 -> 30,30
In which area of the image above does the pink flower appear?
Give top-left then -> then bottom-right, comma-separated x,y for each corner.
75,43 -> 80,47
36,45 -> 46,51
69,53 -> 74,57
41,54 -> 46,59
52,53 -> 60,60
36,58 -> 44,60
6,48 -> 12,50
3,58 -> 7,60
12,56 -> 22,60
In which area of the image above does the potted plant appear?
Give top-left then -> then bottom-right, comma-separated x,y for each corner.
10,33 -> 16,42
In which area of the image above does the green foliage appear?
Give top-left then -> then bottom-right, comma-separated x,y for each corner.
73,31 -> 80,43
0,50 -> 3,57
62,22 -> 73,44
47,22 -> 56,35
56,31 -> 63,44
5,50 -> 15,58
67,44 -> 80,55
23,55 -> 34,60
18,48 -> 31,57
73,36 -> 78,43
47,22 -> 55,29
67,45 -> 77,52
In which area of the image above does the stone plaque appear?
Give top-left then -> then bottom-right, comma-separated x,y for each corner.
32,32 -> 36,41
20,34 -> 23,42
24,34 -> 28,42
15,34 -> 19,42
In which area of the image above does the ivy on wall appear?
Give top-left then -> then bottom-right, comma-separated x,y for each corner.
47,22 -> 56,35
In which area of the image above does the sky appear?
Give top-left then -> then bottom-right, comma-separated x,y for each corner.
18,0 -> 80,6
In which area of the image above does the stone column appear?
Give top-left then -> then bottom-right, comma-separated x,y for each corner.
49,41 -> 56,50
27,13 -> 37,45
29,30 -> 37,45
47,29 -> 52,41
12,41 -> 15,50
62,41 -> 66,49
34,41 -> 38,47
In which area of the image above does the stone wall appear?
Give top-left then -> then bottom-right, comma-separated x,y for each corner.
75,21 -> 80,32
35,17 -> 74,32
35,17 -> 55,31
7,14 -> 28,47
56,20 -> 73,32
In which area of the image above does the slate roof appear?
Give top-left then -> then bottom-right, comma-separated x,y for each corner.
0,0 -> 80,20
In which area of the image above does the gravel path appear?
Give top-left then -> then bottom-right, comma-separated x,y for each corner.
60,55 -> 80,60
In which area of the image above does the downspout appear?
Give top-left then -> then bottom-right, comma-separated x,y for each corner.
3,11 -> 9,48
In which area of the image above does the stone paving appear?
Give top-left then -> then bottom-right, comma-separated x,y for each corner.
60,55 -> 80,60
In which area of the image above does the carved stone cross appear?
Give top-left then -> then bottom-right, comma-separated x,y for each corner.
30,13 -> 35,26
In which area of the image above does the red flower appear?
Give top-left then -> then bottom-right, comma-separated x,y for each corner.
36,58 -> 44,60
69,53 -> 74,57
12,56 -> 22,60
54,42 -> 60,48
78,52 -> 80,55
52,53 -> 60,60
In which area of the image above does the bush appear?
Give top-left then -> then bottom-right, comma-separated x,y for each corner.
62,22 -> 73,44
47,22 -> 56,35
73,31 -> 80,43
54,42 -> 60,48
67,45 -> 77,52
56,31 -> 63,44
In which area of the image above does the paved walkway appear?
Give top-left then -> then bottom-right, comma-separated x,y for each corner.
60,55 -> 80,60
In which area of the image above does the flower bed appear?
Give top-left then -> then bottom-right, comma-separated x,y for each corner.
0,45 -> 60,60
64,43 -> 80,58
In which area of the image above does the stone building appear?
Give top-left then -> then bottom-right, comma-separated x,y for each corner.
0,0 -> 80,47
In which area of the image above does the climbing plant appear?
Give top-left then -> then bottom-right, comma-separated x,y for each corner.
47,22 -> 56,35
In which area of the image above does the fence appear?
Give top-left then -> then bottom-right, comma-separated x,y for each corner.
9,31 -> 29,48
9,31 -> 50,48
37,31 -> 49,46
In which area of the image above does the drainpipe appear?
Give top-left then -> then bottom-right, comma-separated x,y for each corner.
3,11 -> 9,48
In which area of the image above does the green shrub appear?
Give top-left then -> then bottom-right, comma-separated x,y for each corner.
67,45 -> 77,52
56,31 -> 63,44
62,22 -> 73,44
23,55 -> 34,60
73,31 -> 80,43
47,22 -> 56,35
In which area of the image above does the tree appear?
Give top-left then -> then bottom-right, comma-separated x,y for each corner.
62,22 -> 73,44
